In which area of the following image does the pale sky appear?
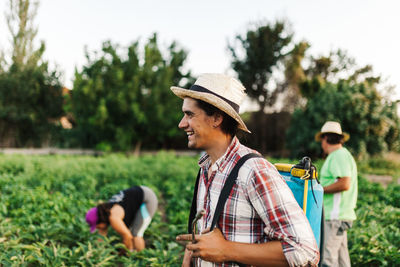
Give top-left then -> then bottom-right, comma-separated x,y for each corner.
1,0 -> 399,99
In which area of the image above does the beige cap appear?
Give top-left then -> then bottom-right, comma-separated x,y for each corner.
315,121 -> 350,142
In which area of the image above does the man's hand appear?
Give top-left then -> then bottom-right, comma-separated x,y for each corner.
177,228 -> 229,263
177,228 -> 290,266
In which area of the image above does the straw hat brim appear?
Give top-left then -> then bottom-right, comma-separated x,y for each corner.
315,131 -> 350,142
171,86 -> 250,133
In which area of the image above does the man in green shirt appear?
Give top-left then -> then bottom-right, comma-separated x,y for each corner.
315,121 -> 358,267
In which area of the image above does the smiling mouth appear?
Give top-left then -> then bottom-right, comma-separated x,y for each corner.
186,131 -> 194,137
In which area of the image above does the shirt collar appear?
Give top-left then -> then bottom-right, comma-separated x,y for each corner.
198,136 -> 240,171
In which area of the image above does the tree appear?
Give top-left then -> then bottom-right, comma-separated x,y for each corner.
286,80 -> 400,158
228,20 -> 295,112
0,50 -> 5,73
70,34 -> 192,151
0,0 -> 64,147
299,49 -> 381,99
5,0 -> 46,68
281,41 -> 310,111
285,49 -> 400,158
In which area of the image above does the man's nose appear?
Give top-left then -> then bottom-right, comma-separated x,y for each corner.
178,116 -> 187,129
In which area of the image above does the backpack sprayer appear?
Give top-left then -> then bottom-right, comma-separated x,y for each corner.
275,157 -> 324,249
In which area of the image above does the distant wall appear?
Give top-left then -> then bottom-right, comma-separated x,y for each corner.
240,112 -> 292,157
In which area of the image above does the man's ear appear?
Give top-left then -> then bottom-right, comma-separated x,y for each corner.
212,113 -> 223,128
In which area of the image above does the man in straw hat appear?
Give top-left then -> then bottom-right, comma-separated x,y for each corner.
315,121 -> 358,267
173,73 -> 319,267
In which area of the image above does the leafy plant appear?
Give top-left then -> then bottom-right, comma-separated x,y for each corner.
69,34 -> 193,151
0,154 -> 398,266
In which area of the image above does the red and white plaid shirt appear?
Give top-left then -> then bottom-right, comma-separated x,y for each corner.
195,137 -> 319,267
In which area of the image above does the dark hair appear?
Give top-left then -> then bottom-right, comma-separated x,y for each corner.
195,99 -> 239,137
321,133 -> 343,145
96,202 -> 114,225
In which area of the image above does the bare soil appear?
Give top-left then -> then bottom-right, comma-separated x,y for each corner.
365,174 -> 399,188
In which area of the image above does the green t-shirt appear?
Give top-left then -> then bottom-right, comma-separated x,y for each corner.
320,147 -> 358,221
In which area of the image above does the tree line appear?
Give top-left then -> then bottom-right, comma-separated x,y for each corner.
0,0 -> 399,158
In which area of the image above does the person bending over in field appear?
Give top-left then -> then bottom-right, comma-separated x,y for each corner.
85,185 -> 158,251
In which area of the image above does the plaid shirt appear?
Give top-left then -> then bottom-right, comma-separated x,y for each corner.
194,137 -> 319,267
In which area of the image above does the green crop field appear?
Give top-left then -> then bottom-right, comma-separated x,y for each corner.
0,153 -> 399,266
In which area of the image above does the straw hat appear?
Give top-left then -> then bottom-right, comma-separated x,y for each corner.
315,121 -> 350,142
170,73 -> 250,133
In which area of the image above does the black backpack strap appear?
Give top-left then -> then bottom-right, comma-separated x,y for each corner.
188,153 -> 262,233
210,153 -> 261,231
187,153 -> 262,267
188,168 -> 201,233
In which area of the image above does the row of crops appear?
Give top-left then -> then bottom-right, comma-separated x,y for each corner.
0,153 -> 399,266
